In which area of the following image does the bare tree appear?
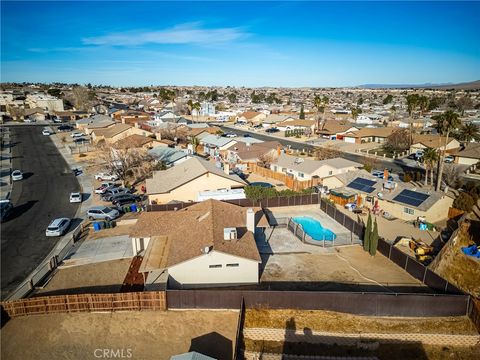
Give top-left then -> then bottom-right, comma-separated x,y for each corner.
7,105 -> 25,121
314,144 -> 341,160
99,143 -> 151,186
71,86 -> 92,111
383,129 -> 411,154
257,151 -> 277,168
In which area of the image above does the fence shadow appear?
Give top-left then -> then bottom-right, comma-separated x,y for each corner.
189,331 -> 233,360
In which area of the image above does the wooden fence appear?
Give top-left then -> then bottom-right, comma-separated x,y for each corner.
470,297 -> 480,332
2,291 -> 166,318
249,163 -> 318,191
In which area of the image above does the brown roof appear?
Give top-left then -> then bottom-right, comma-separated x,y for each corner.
344,127 -> 396,138
24,107 -> 45,116
240,111 -> 263,120
317,120 -> 357,135
114,134 -> 153,149
280,119 -> 316,127
92,123 -> 132,138
412,134 -> 458,149
450,143 -> 480,159
228,141 -> 282,161
131,200 -> 268,270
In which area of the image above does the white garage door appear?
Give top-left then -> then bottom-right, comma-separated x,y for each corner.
344,137 -> 356,143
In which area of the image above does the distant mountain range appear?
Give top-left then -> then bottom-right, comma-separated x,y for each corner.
358,80 -> 480,90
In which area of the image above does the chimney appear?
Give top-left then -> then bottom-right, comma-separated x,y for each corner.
277,145 -> 281,156
155,132 -> 162,141
224,162 -> 230,175
246,208 -> 255,233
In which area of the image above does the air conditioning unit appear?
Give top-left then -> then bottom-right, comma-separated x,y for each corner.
223,227 -> 237,241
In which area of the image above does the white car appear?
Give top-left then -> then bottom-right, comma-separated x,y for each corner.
42,129 -> 51,136
224,133 -> 236,138
345,203 -> 357,211
444,155 -> 454,163
24,118 -> 35,123
71,132 -> 84,138
46,218 -> 71,237
11,170 -> 23,181
95,173 -> 119,181
69,192 -> 82,203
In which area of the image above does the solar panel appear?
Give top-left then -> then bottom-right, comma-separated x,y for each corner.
393,189 -> 430,207
347,178 -> 376,193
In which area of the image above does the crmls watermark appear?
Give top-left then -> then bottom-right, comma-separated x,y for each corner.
94,349 -> 133,358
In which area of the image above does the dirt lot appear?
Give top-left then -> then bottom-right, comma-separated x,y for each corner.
244,309 -> 477,335
34,258 -> 132,296
1,310 -> 239,360
260,245 -> 429,292
86,223 -> 136,240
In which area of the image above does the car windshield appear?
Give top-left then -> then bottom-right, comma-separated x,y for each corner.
101,207 -> 111,213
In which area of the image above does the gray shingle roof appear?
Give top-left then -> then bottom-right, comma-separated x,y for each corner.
200,134 -> 236,148
273,153 -> 362,175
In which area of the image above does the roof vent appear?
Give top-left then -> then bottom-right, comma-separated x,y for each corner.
294,157 -> 304,164
223,227 -> 237,241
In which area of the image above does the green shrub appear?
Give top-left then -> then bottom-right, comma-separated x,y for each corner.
403,173 -> 412,182
453,193 -> 476,212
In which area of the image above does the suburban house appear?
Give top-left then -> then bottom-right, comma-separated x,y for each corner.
55,111 -> 78,122
325,170 -> 454,222
148,147 -> 192,167
409,134 -> 460,154
76,114 -> 116,133
316,120 -> 359,140
450,143 -> 480,165
112,110 -> 151,125
355,114 -> 383,125
270,153 -> 362,180
262,114 -> 295,127
113,134 -> 162,150
226,141 -> 281,164
91,123 -> 153,144
200,134 -> 237,157
24,107 -> 45,121
277,119 -> 316,132
146,157 -> 246,204
236,111 -> 267,124
130,199 -> 268,289
342,127 -> 396,144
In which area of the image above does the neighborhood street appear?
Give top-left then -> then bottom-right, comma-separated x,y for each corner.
1,126 -> 80,299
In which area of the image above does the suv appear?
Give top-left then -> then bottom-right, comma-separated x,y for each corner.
101,188 -> 130,201
58,125 -> 74,132
95,173 -> 119,181
0,200 -> 13,222
112,194 -> 140,207
46,218 -> 71,237
87,206 -> 120,221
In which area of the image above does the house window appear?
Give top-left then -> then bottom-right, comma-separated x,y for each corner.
226,263 -> 239,267
298,172 -> 304,178
404,207 -> 415,215
328,171 -> 333,175
209,264 -> 222,268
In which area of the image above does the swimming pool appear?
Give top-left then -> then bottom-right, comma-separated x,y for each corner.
292,216 -> 337,241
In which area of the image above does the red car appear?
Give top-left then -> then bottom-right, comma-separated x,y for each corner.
94,182 -> 116,194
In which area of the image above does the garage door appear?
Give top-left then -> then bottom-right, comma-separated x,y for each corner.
344,137 -> 356,143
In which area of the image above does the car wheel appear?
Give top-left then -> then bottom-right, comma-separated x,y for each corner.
89,216 -> 94,220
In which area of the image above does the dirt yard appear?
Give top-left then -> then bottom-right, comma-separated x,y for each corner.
1,310 -> 239,360
260,245 -> 429,292
34,258 -> 132,296
244,309 -> 477,335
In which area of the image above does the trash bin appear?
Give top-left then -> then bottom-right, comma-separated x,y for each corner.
93,222 -> 101,232
130,204 -> 137,212
105,221 -> 111,229
99,221 -> 106,229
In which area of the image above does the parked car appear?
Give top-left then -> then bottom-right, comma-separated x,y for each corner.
57,125 -> 74,132
24,118 -> 35,123
372,170 -> 393,181
243,134 -> 251,138
42,128 -> 52,136
224,133 -> 236,138
70,132 -> 84,138
444,155 -> 454,163
74,137 -> 89,144
46,218 -> 71,237
95,182 -> 117,194
69,192 -> 82,203
249,182 -> 274,188
312,185 -> 329,194
87,206 -> 120,221
0,199 -> 13,222
52,117 -> 63,123
113,195 -> 141,208
95,173 -> 119,181
101,188 -> 130,201
11,170 -> 23,181
265,127 -> 280,133
414,150 -> 424,160
345,203 -> 357,211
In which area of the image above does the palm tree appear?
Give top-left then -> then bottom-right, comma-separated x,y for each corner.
192,102 -> 201,122
423,147 -> 438,186
313,95 -> 329,132
433,110 -> 461,191
457,122 -> 480,143
190,136 -> 199,154
406,94 -> 420,147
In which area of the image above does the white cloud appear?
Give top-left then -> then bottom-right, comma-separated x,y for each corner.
82,23 -> 249,46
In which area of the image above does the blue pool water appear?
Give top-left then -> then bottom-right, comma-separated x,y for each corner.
292,216 -> 337,241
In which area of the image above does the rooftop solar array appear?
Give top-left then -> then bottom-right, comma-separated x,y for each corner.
347,177 -> 376,194
393,189 -> 430,207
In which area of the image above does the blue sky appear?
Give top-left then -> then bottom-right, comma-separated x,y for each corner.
1,1 -> 479,87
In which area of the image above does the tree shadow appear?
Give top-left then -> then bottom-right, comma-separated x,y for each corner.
4,200 -> 38,221
189,331 -> 233,360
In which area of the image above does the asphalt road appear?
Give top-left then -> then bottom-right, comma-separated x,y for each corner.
218,125 -> 425,176
1,126 -> 80,299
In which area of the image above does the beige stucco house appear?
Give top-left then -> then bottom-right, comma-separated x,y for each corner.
130,200 -> 269,289
451,143 -> 480,165
270,153 -> 362,181
410,134 -> 460,154
146,157 -> 246,204
91,123 -> 153,144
